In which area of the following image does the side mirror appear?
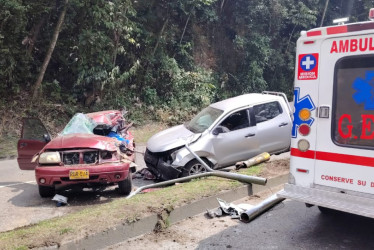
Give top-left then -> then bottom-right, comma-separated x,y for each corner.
43,134 -> 51,143
212,127 -> 224,136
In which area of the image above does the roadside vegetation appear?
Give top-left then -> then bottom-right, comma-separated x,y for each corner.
2,0 -> 371,157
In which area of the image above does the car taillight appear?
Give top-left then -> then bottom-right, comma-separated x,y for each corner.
298,124 -> 310,136
298,139 -> 310,152
297,168 -> 309,173
299,108 -> 311,121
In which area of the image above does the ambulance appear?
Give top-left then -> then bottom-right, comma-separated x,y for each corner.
278,10 -> 374,218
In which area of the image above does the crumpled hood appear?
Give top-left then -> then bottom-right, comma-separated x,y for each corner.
44,133 -> 118,152
147,124 -> 198,152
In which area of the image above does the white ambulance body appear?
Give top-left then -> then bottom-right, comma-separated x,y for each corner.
278,16 -> 374,218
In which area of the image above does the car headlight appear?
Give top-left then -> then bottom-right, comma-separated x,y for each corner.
39,152 -> 61,164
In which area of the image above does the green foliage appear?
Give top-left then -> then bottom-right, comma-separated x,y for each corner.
1,0 -> 374,125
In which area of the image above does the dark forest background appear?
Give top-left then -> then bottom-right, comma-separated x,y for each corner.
1,0 -> 373,137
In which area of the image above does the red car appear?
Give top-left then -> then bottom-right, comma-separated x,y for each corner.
17,110 -> 136,197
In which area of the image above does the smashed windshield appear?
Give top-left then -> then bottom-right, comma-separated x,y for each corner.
60,113 -> 97,135
185,106 -> 223,133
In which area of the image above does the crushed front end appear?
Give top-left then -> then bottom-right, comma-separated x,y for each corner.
144,148 -> 182,181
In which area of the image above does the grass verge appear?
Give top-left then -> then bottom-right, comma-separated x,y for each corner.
130,123 -> 168,144
0,166 -> 264,249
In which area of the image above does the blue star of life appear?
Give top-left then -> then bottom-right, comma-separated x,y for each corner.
352,71 -> 374,110
292,88 -> 316,138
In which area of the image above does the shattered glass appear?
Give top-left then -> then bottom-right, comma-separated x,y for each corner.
60,113 -> 97,135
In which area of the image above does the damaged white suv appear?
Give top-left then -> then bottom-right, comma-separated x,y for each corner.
144,92 -> 293,180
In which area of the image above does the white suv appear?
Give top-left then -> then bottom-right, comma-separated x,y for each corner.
144,92 -> 293,180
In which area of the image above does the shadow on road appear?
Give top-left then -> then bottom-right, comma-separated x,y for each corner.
3,178 -> 155,208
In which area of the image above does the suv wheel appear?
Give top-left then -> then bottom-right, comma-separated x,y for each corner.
38,185 -> 55,198
182,159 -> 210,177
118,172 -> 132,195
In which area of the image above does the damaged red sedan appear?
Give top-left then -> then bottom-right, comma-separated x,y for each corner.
17,110 -> 136,197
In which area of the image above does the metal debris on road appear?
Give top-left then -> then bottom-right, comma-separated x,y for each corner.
240,194 -> 285,223
52,194 -> 68,207
206,198 -> 254,219
235,152 -> 271,170
133,168 -> 156,180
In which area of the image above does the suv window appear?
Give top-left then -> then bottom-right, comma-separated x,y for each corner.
253,101 -> 282,123
22,118 -> 49,141
218,109 -> 250,133
333,55 -> 374,148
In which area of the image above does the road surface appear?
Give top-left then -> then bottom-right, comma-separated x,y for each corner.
108,193 -> 374,249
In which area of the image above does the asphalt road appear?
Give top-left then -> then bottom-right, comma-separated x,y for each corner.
111,196 -> 374,250
0,146 -> 151,232
196,200 -> 374,249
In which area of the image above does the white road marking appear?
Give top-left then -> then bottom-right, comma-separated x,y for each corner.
0,181 -> 36,189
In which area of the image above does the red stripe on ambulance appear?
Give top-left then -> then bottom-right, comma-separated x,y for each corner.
291,148 -> 374,167
327,25 -> 348,35
307,30 -> 322,37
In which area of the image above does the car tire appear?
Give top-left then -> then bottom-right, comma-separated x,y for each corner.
182,159 -> 210,177
118,172 -> 132,195
38,185 -> 55,198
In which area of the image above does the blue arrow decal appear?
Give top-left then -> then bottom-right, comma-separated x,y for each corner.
292,88 -> 316,138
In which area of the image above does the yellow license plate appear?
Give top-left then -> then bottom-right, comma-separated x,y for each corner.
69,170 -> 89,180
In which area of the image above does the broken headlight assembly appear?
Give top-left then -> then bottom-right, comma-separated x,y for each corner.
162,147 -> 183,165
39,152 -> 61,164
119,142 -> 134,156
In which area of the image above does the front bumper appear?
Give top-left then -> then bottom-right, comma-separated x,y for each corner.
35,162 -> 130,187
144,149 -> 181,180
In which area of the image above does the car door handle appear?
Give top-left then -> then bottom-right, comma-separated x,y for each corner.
20,142 -> 27,148
245,133 -> 255,137
279,122 -> 288,127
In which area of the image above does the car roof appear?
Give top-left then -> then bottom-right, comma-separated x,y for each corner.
210,93 -> 282,111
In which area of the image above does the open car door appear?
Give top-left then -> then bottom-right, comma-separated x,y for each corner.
17,118 -> 51,170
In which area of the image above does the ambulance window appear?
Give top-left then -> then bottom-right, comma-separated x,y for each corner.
333,55 -> 374,148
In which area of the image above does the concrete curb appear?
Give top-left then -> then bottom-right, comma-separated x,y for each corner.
58,174 -> 288,250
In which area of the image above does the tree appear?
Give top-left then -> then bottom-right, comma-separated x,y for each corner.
32,0 -> 69,99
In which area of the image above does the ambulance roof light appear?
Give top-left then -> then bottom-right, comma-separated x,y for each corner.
369,8 -> 374,21
333,17 -> 349,25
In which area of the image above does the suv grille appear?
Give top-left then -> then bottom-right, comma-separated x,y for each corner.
61,150 -> 99,165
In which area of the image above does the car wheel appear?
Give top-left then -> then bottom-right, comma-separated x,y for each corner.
38,185 -> 55,198
182,159 -> 210,177
118,172 -> 132,195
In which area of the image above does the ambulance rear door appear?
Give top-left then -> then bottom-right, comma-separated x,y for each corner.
315,33 -> 374,195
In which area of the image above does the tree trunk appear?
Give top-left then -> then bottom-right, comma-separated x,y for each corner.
27,15 -> 47,56
152,17 -> 169,57
179,12 -> 191,45
320,0 -> 329,27
32,0 -> 69,99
